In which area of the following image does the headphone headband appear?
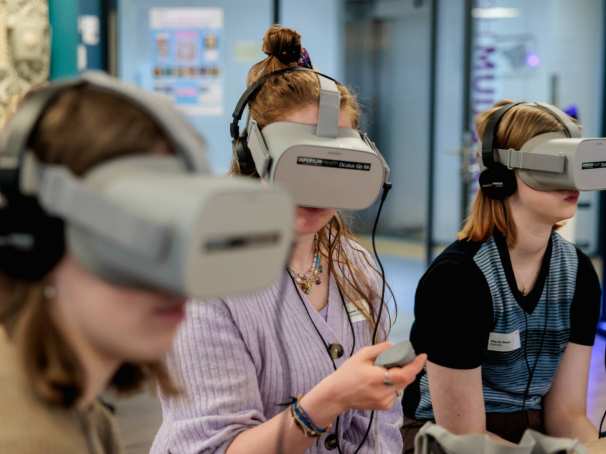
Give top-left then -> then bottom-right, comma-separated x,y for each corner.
229,67 -> 341,141
481,102 -> 522,169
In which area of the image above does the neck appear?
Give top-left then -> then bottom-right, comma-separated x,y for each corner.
50,300 -> 120,411
508,203 -> 552,260
290,232 -> 316,272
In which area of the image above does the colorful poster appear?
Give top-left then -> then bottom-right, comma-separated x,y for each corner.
149,7 -> 223,116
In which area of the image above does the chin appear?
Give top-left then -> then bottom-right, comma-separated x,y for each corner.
295,207 -> 336,235
554,207 -> 578,223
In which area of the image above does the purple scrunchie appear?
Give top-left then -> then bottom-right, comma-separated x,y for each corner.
267,45 -> 313,69
297,48 -> 313,69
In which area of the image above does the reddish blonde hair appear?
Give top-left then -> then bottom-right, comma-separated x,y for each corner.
459,100 -> 574,246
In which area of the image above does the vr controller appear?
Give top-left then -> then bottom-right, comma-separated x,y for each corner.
375,341 -> 417,369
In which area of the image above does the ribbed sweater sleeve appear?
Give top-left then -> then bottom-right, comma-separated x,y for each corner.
153,299 -> 265,454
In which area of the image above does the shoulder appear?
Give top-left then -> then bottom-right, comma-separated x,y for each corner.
333,237 -> 382,284
186,280 -> 282,322
550,232 -> 593,281
340,237 -> 376,266
571,244 -> 601,294
574,246 -> 599,278
178,286 -> 282,350
551,231 -> 581,259
411,240 -> 494,368
0,339 -> 88,451
419,239 -> 485,287
567,243 -> 602,346
414,239 -> 493,323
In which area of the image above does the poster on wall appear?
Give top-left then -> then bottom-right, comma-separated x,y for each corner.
150,7 -> 223,116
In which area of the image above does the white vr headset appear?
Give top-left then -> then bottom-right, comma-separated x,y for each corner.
230,67 -> 390,210
0,71 -> 294,298
485,101 -> 606,191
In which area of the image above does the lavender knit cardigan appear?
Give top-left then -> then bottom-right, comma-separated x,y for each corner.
151,241 -> 403,453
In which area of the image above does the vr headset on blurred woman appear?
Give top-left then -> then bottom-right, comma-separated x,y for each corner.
230,67 -> 391,210
0,71 -> 294,298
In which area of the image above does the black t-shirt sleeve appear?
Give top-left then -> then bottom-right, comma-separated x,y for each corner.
569,249 -> 602,346
410,254 -> 493,369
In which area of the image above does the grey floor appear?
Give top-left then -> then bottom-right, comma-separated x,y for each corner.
111,256 -> 606,454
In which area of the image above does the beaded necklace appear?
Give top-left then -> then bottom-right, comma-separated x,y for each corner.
290,235 -> 323,295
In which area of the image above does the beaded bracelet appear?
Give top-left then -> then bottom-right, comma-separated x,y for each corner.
289,395 -> 332,438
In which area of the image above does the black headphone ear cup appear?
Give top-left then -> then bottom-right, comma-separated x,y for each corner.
0,195 -> 65,281
479,165 -> 517,201
233,133 -> 257,176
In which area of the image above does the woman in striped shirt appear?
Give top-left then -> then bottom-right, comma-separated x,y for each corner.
151,25 -> 426,454
402,100 -> 601,452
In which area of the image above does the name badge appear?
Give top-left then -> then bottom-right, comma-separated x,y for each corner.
487,330 -> 521,352
345,301 -> 369,323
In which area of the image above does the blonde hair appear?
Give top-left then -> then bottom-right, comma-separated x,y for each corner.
459,100 -> 573,246
0,86 -> 178,407
231,25 -> 388,337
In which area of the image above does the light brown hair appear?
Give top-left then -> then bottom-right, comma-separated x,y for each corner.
232,25 -> 388,337
459,100 -> 572,246
0,86 -> 177,407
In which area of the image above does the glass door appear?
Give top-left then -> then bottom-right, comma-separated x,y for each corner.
343,0 -> 433,254
342,0 -> 437,341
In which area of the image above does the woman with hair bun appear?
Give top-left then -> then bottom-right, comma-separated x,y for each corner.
151,25 -> 426,454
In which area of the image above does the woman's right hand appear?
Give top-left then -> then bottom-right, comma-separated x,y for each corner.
299,343 -> 426,427
329,342 -> 426,411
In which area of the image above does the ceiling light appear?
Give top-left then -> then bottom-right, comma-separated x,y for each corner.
472,7 -> 520,19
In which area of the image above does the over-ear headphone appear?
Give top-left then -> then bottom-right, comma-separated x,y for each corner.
0,72 -> 209,282
480,102 -> 580,200
230,66 -> 341,176
0,82 -> 77,281
479,103 -> 521,200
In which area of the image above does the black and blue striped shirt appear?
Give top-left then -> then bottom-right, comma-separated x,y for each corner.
404,231 -> 601,419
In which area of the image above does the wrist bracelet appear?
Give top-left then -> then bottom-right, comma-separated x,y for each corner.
289,395 -> 332,438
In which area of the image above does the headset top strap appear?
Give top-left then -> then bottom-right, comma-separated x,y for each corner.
316,75 -> 340,138
533,102 -> 581,138
230,66 -> 341,141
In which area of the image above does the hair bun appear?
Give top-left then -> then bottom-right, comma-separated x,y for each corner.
262,25 -> 302,64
